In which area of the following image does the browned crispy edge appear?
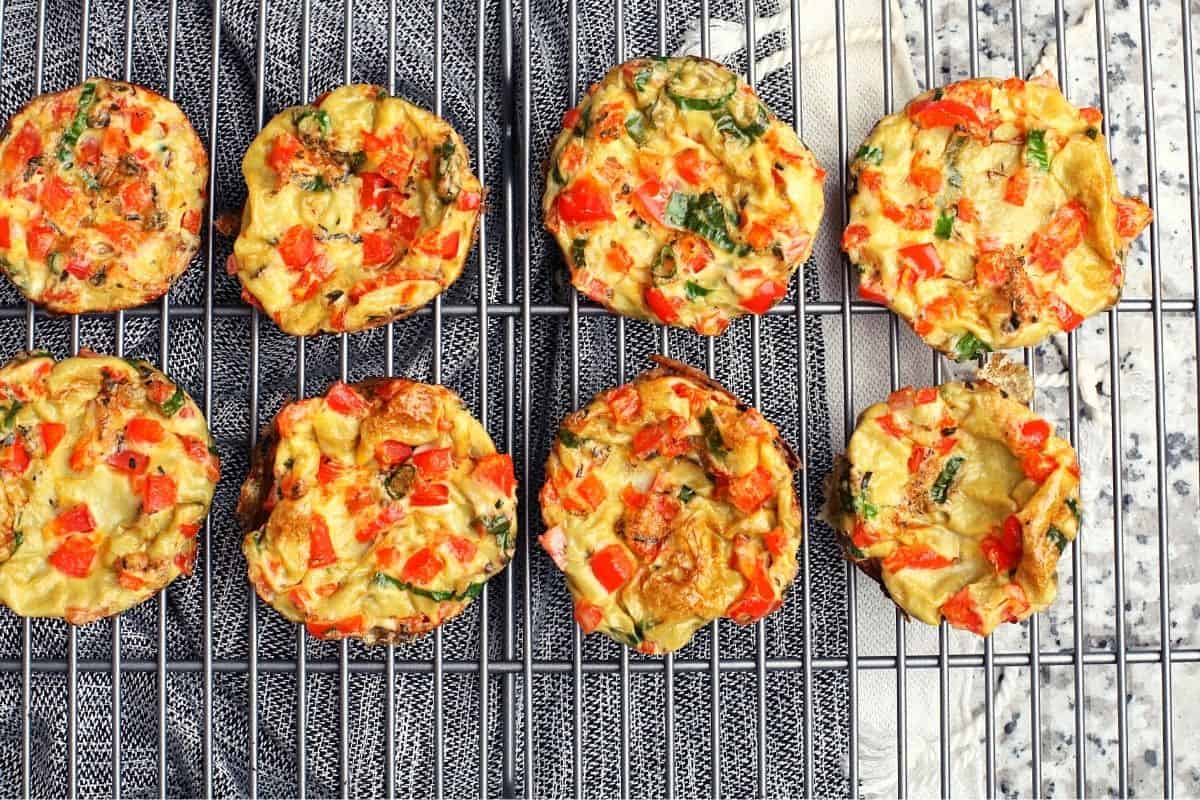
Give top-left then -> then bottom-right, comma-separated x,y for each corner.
0,77 -> 209,314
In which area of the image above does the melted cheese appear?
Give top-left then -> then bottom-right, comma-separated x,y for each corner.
234,84 -> 482,336
0,352 -> 219,624
540,357 -> 801,653
542,57 -> 825,336
843,75 -> 1152,357
240,379 -> 516,644
0,78 -> 207,313
830,379 -> 1081,635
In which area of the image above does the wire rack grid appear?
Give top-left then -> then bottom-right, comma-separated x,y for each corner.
0,0 -> 1195,797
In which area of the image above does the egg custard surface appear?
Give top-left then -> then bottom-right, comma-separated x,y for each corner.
233,84 -> 482,336
539,356 -> 801,654
239,378 -> 516,644
543,56 -> 825,336
829,377 -> 1081,636
0,351 -> 219,624
843,75 -> 1152,359
0,78 -> 208,312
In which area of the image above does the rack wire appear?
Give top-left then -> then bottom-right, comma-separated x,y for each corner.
0,0 -> 1195,797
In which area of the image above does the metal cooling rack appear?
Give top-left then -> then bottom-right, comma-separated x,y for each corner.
1,0 -> 1195,797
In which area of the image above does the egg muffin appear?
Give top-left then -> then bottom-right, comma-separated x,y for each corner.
0,351 -> 219,624
0,78 -> 208,313
538,356 -> 801,654
239,378 -> 516,644
232,84 -> 482,336
542,56 -> 825,336
842,74 -> 1152,359
828,377 -> 1081,636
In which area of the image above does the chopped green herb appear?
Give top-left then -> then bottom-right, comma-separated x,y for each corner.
633,67 -> 653,94
934,210 -> 956,239
953,332 -> 992,362
0,401 -> 23,431
664,192 -> 689,227
299,174 -> 329,192
372,571 -> 484,602
736,104 -> 771,138
678,484 -> 696,503
1025,129 -> 1050,171
434,138 -> 461,203
1047,526 -> 1069,552
345,150 -> 367,172
848,543 -> 867,559
651,245 -> 677,281
557,428 -> 582,448
570,238 -> 587,268
624,111 -> 649,145
574,103 -> 591,136
674,191 -> 749,255
293,108 -> 332,139
384,464 -> 417,501
699,408 -> 728,457
930,456 -> 965,503
79,170 -> 102,192
933,88 -> 945,101
713,111 -> 750,144
684,280 -> 711,301
57,81 -> 97,162
1085,127 -> 1099,139
855,144 -> 884,165
480,514 -> 512,550
1066,497 -> 1082,525
158,387 -> 185,417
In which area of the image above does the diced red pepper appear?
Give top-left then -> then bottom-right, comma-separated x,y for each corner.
1003,169 -> 1029,206
1021,452 -> 1058,482
907,445 -> 930,474
955,197 -> 978,223
539,525 -> 568,569
675,148 -> 707,185
3,122 -> 42,174
326,382 -> 370,416
897,242 -> 944,281
361,231 -> 394,266
473,453 -> 516,496
739,279 -> 787,314
1028,201 -> 1088,272
842,224 -> 870,250
41,174 -> 75,215
277,224 -> 317,269
589,543 -> 635,593
106,450 -> 149,475
876,413 -> 906,439
605,242 -> 633,274
317,456 -> 343,484
358,171 -> 393,210
457,190 -> 481,211
0,438 -> 28,474
1114,196 -> 1152,240
916,387 -> 939,404
763,527 -> 789,558
53,504 -> 96,534
415,230 -> 461,259
907,99 -> 982,130
374,440 -> 412,467
125,417 -> 164,444
725,466 -> 774,514
180,523 -> 201,539
631,424 -> 666,459
378,150 -> 414,187
48,536 -> 96,578
981,515 -> 1023,573
620,484 -> 648,509
629,179 -> 671,226
561,107 -> 582,131
410,482 -> 450,506
40,421 -> 65,454
401,546 -> 444,584
1046,293 -> 1084,332
726,559 -> 778,624
882,545 -> 955,573
308,514 -> 337,568
908,163 -> 943,194
0,216 -> 10,249
575,472 -> 607,511
446,535 -> 477,564
644,287 -> 680,324
267,132 -> 302,176
181,208 -> 202,235
119,179 -> 153,215
607,384 -> 642,424
142,474 -> 177,514
1016,418 -> 1051,450
26,223 -> 56,261
556,175 -> 615,226
412,447 -> 453,476
940,586 -> 984,634
574,600 -> 604,633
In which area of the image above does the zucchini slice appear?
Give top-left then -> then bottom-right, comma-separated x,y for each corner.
666,60 -> 736,111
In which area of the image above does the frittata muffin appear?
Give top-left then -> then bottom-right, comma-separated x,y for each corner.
0,351 -> 219,624
232,84 -> 482,335
239,378 -> 516,644
543,56 -> 825,336
539,357 -> 801,654
0,78 -> 208,313
843,74 -> 1152,359
828,376 -> 1081,636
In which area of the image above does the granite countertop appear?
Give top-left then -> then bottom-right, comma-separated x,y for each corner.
849,0 -> 1199,796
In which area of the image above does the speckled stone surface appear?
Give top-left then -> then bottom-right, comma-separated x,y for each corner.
849,0 -> 1200,796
